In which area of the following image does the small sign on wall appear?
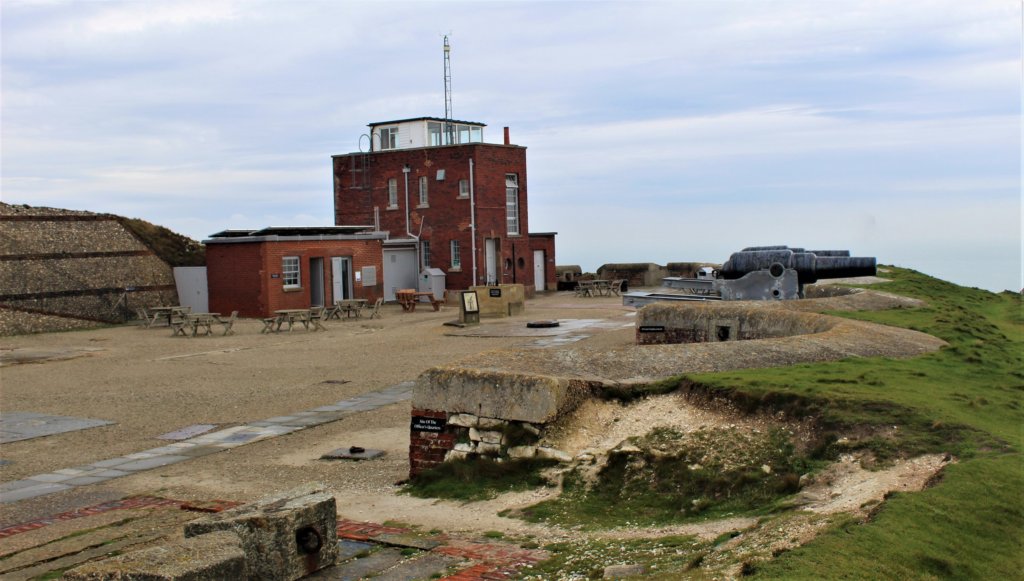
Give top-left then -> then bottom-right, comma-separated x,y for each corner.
489,288 -> 502,298
411,416 -> 446,432
639,325 -> 666,333
271,273 -> 280,279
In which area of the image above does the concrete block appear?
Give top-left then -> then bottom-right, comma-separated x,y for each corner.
478,430 -> 503,444
447,413 -> 478,428
63,530 -> 246,580
477,417 -> 508,430
477,442 -> 501,455
508,445 -> 537,459
414,367 -> 592,424
184,483 -> 338,580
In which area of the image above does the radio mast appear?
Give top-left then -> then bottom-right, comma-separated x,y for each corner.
443,35 -> 453,145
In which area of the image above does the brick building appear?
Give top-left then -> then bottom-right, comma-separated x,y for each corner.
332,117 -> 556,300
205,227 -> 387,318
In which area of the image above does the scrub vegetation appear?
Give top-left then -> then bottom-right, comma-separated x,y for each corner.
412,267 -> 1023,578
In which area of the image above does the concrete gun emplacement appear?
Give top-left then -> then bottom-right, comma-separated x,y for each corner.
653,246 -> 877,302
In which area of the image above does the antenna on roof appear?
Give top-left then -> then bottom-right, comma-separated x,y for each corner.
443,34 -> 454,145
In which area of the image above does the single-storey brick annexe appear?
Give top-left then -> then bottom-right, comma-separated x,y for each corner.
206,227 -> 386,318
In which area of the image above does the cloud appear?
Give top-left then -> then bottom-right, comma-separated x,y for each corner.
1,0 -> 1018,292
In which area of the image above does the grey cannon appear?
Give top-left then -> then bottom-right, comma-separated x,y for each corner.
714,246 -> 876,300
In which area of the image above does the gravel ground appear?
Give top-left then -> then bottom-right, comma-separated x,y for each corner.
0,287 -> 946,539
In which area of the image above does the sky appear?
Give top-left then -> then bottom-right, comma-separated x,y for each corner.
2,0 -> 1020,292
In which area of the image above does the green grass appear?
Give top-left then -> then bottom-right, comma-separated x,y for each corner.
517,427 -> 811,530
684,267 -> 1023,579
404,457 -> 558,501
523,267 -> 1022,578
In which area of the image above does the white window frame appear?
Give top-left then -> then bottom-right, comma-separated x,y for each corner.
505,173 -> 520,235
387,178 -> 398,208
458,179 -> 469,198
421,240 -> 431,268
282,256 -> 301,288
418,176 -> 429,206
450,239 -> 461,270
378,126 -> 398,150
428,121 -> 443,146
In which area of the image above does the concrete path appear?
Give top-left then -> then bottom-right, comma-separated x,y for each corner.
0,381 -> 414,504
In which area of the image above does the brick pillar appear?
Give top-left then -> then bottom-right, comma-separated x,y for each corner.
409,408 -> 455,478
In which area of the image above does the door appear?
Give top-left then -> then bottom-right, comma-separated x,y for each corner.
533,250 -> 546,292
310,257 -> 325,307
331,257 -> 352,302
485,238 -> 498,285
383,248 -> 417,301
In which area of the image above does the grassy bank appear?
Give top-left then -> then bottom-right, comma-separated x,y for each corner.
687,268 -> 1022,579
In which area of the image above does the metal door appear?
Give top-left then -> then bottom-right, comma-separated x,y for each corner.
331,257 -> 352,301
533,250 -> 546,291
310,257 -> 325,307
383,248 -> 417,301
485,238 -> 497,285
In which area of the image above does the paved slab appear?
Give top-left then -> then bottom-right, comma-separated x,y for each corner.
0,412 -> 114,444
1,382 -> 414,504
372,552 -> 460,581
308,547 -> 407,580
156,424 -> 217,440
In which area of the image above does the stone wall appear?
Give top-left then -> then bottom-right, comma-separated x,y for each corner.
0,203 -> 179,335
410,366 -> 596,475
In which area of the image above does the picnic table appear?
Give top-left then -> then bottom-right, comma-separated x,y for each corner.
273,309 -> 312,332
396,290 -> 444,312
170,312 -> 219,337
328,299 -> 368,319
147,306 -> 190,327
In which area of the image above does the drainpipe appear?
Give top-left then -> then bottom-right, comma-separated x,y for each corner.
469,158 -> 477,287
403,165 -> 420,279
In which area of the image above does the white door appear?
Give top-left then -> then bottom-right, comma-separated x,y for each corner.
485,239 -> 497,285
383,248 -> 417,301
331,257 -> 352,302
533,250 -> 546,292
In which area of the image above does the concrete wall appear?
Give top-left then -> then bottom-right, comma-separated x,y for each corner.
635,302 -> 835,345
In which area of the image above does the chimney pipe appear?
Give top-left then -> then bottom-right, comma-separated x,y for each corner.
504,127 -> 510,145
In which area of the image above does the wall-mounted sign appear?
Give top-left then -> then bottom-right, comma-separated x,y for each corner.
489,288 -> 502,298
271,273 -> 280,279
639,325 -> 666,333
411,416 -> 446,432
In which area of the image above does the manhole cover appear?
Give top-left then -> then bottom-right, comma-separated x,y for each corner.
526,320 -> 560,328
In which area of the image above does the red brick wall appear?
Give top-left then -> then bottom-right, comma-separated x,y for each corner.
333,144 -> 538,292
408,408 -> 455,477
208,239 -> 384,318
207,242 -> 264,317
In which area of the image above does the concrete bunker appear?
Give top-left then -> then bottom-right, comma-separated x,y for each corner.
635,302 -> 836,345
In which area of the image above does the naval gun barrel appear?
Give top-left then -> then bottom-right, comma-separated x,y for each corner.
720,248 -> 876,285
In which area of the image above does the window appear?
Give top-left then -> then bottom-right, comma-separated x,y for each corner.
387,178 -> 398,207
458,179 -> 469,198
428,122 -> 443,146
505,173 -> 520,235
450,240 -> 461,270
378,126 -> 398,150
418,176 -> 428,206
421,241 -> 431,268
282,256 -> 300,288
